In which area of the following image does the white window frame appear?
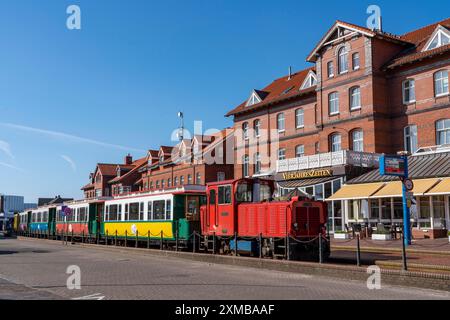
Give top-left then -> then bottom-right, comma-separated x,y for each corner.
277,113 -> 285,133
330,134 -> 342,152
295,145 -> 305,158
402,79 -> 416,104
254,153 -> 261,174
338,47 -> 348,74
352,52 -> 360,70
295,109 -> 304,129
349,87 -> 361,110
404,125 -> 418,154
254,119 -> 261,138
242,122 -> 249,140
278,148 -> 286,161
246,91 -> 262,107
423,27 -> 450,51
243,155 -> 250,177
300,70 -> 317,90
327,61 -> 334,78
434,70 -> 449,97
329,92 -> 339,115
351,130 -> 364,152
436,119 -> 450,145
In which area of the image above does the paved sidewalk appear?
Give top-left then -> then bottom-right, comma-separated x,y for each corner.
332,237 -> 450,254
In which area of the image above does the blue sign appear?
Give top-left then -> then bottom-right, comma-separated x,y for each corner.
379,155 -> 408,177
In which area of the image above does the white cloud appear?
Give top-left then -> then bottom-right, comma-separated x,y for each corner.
0,122 -> 145,153
61,155 -> 77,172
0,140 -> 14,159
0,161 -> 24,172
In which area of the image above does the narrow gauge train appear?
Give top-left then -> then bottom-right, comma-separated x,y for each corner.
101,185 -> 206,246
15,178 -> 329,261
200,178 -> 330,261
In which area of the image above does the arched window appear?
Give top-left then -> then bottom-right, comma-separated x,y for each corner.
329,92 -> 339,115
351,129 -> 364,152
196,172 -> 201,185
254,153 -> 261,174
338,47 -> 348,74
295,109 -> 304,128
242,122 -> 249,140
277,113 -> 285,132
277,148 -> 286,161
254,119 -> 261,137
436,119 -> 450,145
352,52 -> 360,70
349,87 -> 361,110
434,70 -> 449,97
174,177 -> 178,186
243,155 -> 250,177
180,176 -> 185,185
404,125 -> 418,153
330,133 -> 342,152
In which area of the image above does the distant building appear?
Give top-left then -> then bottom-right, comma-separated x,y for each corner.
38,196 -> 73,207
0,195 -> 25,218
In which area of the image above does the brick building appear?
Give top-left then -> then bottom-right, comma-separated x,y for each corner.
226,18 -> 450,233
137,130 -> 235,192
81,154 -> 146,199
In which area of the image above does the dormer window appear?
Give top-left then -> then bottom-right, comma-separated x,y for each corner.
300,71 -> 317,90
159,155 -> 164,163
116,168 -> 121,178
246,90 -> 263,107
424,26 -> 450,51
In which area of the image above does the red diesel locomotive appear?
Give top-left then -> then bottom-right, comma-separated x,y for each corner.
200,178 -> 330,261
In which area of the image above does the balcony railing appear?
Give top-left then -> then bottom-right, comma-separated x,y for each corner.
276,150 -> 381,173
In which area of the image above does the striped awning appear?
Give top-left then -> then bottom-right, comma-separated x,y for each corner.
425,178 -> 450,195
326,183 -> 385,201
370,178 -> 441,198
277,176 -> 340,189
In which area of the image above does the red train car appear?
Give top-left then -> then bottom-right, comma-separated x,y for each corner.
200,178 -> 330,261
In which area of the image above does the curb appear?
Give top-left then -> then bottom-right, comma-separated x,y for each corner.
332,245 -> 450,256
17,237 -> 450,292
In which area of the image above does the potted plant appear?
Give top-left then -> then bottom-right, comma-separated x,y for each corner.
333,230 -> 350,240
372,229 -> 392,241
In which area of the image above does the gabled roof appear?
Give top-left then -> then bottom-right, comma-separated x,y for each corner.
306,20 -> 410,62
108,157 -> 148,184
226,67 -> 316,117
160,146 -> 174,155
384,17 -> 450,69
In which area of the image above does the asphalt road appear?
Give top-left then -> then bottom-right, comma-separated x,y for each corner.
0,238 -> 449,300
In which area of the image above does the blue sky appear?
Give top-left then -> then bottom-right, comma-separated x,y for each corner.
0,0 -> 448,202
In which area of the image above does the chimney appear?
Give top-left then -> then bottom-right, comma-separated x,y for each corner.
125,154 -> 133,165
288,66 -> 292,80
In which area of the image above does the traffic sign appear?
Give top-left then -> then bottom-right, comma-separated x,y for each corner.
379,155 -> 408,177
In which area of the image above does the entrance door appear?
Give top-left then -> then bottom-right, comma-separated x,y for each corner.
88,203 -> 97,235
208,189 -> 216,228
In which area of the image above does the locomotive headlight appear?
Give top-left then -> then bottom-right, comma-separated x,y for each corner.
293,222 -> 299,230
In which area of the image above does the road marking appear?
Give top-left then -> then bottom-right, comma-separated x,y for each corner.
72,293 -> 105,300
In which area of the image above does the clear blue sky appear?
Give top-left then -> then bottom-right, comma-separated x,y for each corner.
0,0 -> 448,202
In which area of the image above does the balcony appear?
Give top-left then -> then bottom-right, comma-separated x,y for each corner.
276,150 -> 381,173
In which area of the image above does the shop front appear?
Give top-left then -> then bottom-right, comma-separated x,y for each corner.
326,151 -> 450,239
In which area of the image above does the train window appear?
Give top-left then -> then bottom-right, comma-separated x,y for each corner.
209,190 -> 216,205
139,203 -> 144,221
129,203 -> 140,221
147,201 -> 153,220
79,207 -> 87,222
186,196 -> 200,221
118,204 -> 122,220
218,186 -> 232,205
105,205 -> 109,221
260,185 -> 272,202
153,200 -> 166,220
166,200 -> 172,220
236,183 -> 252,203
109,205 -> 118,221
125,204 -> 129,220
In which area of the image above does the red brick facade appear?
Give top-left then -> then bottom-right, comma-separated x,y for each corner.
227,19 -> 450,179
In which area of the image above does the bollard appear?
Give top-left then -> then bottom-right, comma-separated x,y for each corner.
147,231 -> 150,249
106,230 -> 109,246
82,230 -> 85,244
125,230 -> 128,247
97,232 -> 100,245
160,231 -> 163,250
318,233 -> 323,264
401,227 -> 408,271
135,230 -> 138,248
212,233 -> 216,255
356,233 -> 361,267
175,227 -> 179,252
71,230 -> 74,244
115,230 -> 118,246
259,233 -> 263,259
234,232 -> 238,256
193,231 -> 196,253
